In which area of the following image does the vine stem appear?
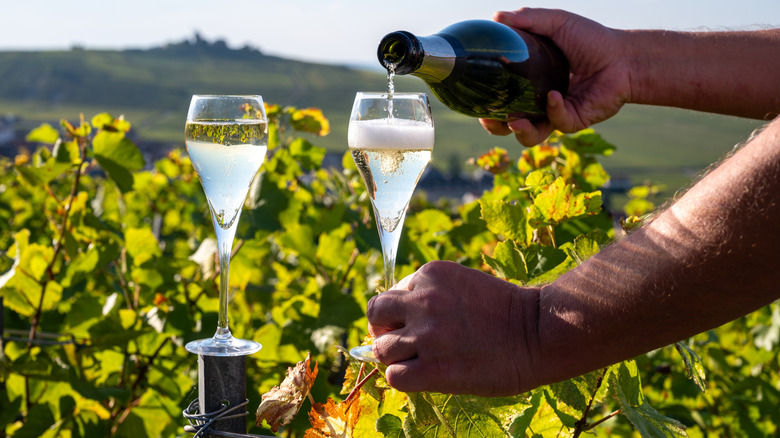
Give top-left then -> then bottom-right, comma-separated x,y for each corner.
337,248 -> 360,290
547,225 -> 557,248
27,119 -> 89,348
110,337 -> 171,435
345,367 -> 378,404
355,362 -> 366,383
572,367 -> 609,438
112,251 -> 133,311
587,409 -> 622,430
230,239 -> 244,261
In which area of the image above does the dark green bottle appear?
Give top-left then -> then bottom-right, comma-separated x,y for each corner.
378,19 -> 569,120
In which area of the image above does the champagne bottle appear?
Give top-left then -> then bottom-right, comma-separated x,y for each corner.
378,19 -> 569,120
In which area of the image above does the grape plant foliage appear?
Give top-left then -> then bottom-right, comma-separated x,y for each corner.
0,105 -> 778,437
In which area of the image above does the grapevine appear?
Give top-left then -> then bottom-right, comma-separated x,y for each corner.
0,106 -> 777,437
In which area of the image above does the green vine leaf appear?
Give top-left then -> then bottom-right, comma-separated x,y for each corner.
613,361 -> 688,437
93,130 -> 145,193
480,199 -> 529,243
125,227 -> 162,266
578,159 -> 611,190
523,393 -> 566,436
4,105 -> 773,438
14,145 -> 76,186
548,374 -> 593,414
483,240 -> 528,282
507,390 -> 542,435
289,137 -> 326,172
377,414 -> 405,438
625,198 -> 655,217
674,342 -> 707,391
25,123 -> 60,144
10,404 -> 56,438
88,316 -> 150,348
542,387 -> 580,429
318,283 -> 363,330
559,128 -> 616,157
559,230 -> 610,266
524,170 -> 555,195
404,392 -> 530,437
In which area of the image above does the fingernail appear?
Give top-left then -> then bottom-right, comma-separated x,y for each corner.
547,92 -> 557,108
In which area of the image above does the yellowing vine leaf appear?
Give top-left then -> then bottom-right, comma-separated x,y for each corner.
528,177 -> 602,228
518,144 -> 558,174
304,395 -> 362,438
472,147 -> 510,174
290,107 -> 331,136
25,123 -> 60,144
256,352 -> 319,433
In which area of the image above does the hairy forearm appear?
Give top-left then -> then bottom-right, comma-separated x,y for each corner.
623,28 -> 780,119
534,117 -> 780,385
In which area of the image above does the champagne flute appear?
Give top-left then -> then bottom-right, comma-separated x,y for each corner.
348,92 -> 434,362
184,95 -> 267,356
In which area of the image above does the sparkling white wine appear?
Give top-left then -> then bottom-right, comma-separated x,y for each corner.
378,19 -> 569,120
348,118 -> 433,232
185,120 -> 268,229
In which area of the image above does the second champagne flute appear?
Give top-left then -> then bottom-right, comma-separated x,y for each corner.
184,95 -> 267,357
348,92 -> 434,362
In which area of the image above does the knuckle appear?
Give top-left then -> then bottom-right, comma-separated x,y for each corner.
417,260 -> 454,279
365,295 -> 381,321
372,338 -> 388,361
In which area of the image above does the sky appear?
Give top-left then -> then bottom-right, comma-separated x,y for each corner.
1,0 -> 779,67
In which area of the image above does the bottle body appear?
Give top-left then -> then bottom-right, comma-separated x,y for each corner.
378,20 -> 569,120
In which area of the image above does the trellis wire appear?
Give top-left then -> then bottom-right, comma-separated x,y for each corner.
2,328 -> 89,347
182,399 -> 276,438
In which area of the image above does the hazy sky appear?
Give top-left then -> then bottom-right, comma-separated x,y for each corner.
2,0 -> 778,66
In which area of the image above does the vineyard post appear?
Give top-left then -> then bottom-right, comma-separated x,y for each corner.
197,354 -> 248,434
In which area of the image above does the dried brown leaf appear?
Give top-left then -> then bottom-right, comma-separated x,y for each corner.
255,352 -> 318,432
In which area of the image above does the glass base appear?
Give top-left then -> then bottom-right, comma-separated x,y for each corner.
186,336 -> 262,357
349,344 -> 380,363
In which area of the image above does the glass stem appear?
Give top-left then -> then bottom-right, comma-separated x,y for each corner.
374,208 -> 408,290
381,235 -> 397,289
213,222 -> 238,340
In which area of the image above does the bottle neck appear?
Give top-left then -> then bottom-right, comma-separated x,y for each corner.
378,32 -> 456,83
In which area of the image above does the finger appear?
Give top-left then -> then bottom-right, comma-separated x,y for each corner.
366,291 -> 407,336
384,357 -> 463,394
545,90 -> 567,127
393,270 -> 417,291
372,331 -> 417,365
479,118 -> 512,136
383,358 -> 428,393
505,118 -> 551,147
493,8 -> 570,37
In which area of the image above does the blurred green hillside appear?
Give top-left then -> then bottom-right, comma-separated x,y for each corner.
0,36 -> 764,199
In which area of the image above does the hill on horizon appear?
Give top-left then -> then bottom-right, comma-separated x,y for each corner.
0,35 -> 764,199
0,35 -> 388,151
